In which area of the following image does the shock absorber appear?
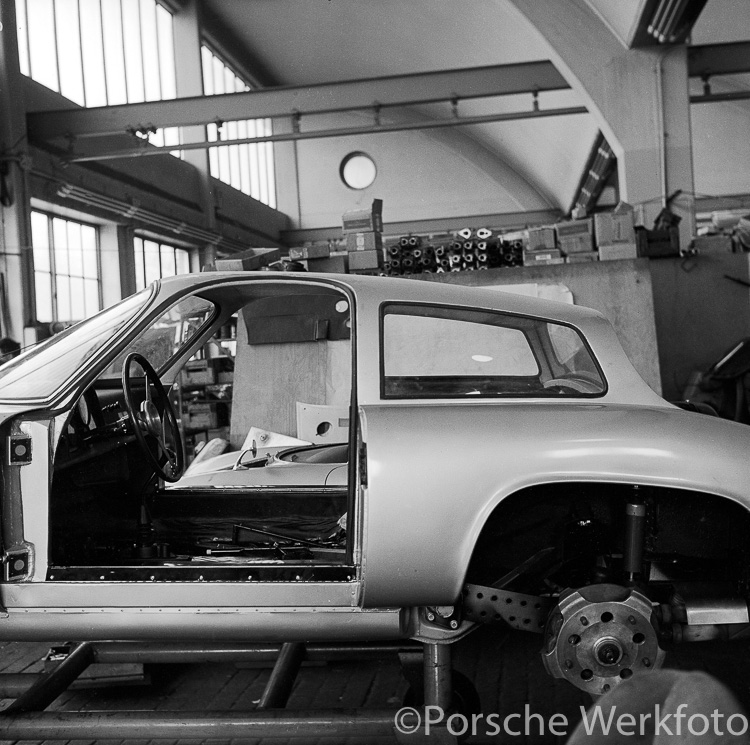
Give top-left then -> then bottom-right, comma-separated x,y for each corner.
623,487 -> 646,584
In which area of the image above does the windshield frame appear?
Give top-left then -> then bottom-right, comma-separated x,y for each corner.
0,284 -> 157,406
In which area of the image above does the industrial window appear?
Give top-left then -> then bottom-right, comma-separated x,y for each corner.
16,0 -> 176,106
201,45 -> 276,209
31,211 -> 101,324
134,236 -> 191,291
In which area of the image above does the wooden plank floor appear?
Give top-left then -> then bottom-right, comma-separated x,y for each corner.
0,629 -> 748,744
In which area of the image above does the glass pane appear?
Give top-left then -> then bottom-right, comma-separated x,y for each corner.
16,0 -> 30,77
257,126 -> 268,205
0,288 -> 152,399
160,244 -> 176,278
218,130 -> 230,182
34,271 -> 53,323
52,218 -> 69,275
31,212 -> 50,271
212,56 -> 224,94
55,0 -> 85,105
70,276 -> 85,320
201,45 -> 214,95
134,237 -> 145,290
228,122 -> 240,188
122,0 -> 145,103
81,225 -> 98,278
208,145 -> 219,177
144,239 -> 160,285
56,274 -> 71,321
248,122 -> 260,199
84,278 -> 100,317
80,0 -> 107,107
139,0 -> 160,101
175,249 -> 190,274
66,221 -> 83,277
28,0 -> 59,91
238,141 -> 250,195
101,0 -> 127,104
382,306 -> 605,398
156,4 -> 175,99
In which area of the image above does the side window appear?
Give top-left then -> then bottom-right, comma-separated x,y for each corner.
382,304 -> 605,398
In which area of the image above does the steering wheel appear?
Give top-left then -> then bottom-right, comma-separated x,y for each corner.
122,352 -> 185,482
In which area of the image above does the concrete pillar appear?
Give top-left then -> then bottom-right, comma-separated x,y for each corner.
0,0 -> 33,337
172,0 -> 216,235
509,0 -> 695,248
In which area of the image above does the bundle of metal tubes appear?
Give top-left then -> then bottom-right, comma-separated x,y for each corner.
382,229 -> 524,277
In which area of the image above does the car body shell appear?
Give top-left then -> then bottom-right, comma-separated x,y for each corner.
1,272 -> 749,644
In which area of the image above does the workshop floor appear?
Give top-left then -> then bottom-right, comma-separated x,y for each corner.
0,628 -> 748,745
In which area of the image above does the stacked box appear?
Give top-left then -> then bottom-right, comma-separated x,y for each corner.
595,203 -> 637,261
342,199 -> 383,234
556,219 -> 595,255
565,252 -> 599,264
636,226 -> 680,258
288,245 -> 331,261
181,359 -> 215,387
214,247 -> 281,271
598,244 -> 638,261
523,248 -> 564,266
185,403 -> 218,431
306,253 -> 349,273
348,249 -> 383,273
345,232 -> 383,252
526,227 -> 557,252
691,235 -> 732,254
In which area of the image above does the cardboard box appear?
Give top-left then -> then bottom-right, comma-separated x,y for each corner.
288,244 -> 331,261
214,247 -> 281,271
556,219 -> 594,254
599,243 -> 638,261
523,249 -> 563,266
691,234 -> 733,254
348,249 -> 383,272
565,252 -> 599,263
342,199 -> 383,234
526,227 -> 557,252
594,203 -> 636,246
181,359 -> 215,387
636,226 -> 680,258
306,254 -> 349,273
345,231 -> 383,252
185,403 -> 218,431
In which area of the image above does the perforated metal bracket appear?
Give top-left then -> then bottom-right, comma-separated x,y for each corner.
462,583 -> 553,632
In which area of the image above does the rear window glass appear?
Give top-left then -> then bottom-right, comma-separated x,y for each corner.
382,304 -> 605,398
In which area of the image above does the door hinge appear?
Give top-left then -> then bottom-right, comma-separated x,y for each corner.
3,545 -> 33,581
6,435 -> 32,466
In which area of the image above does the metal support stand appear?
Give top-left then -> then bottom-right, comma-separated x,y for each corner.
5,642 -> 94,714
0,639 -> 454,741
423,642 -> 452,710
257,642 -> 305,709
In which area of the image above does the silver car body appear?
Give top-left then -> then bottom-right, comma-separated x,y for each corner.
0,272 -> 748,649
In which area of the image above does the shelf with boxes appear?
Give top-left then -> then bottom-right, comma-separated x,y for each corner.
179,353 -> 235,458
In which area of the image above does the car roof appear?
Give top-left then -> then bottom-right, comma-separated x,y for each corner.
156,271 -> 605,327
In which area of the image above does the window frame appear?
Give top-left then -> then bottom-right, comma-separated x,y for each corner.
31,210 -> 103,324
133,235 -> 192,291
379,302 -> 608,400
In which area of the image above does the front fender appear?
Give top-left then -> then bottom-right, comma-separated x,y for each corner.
358,402 -> 750,607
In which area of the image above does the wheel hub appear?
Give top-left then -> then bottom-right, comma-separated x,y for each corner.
541,583 -> 665,695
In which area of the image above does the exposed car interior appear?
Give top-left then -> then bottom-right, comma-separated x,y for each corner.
48,281 -> 353,580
